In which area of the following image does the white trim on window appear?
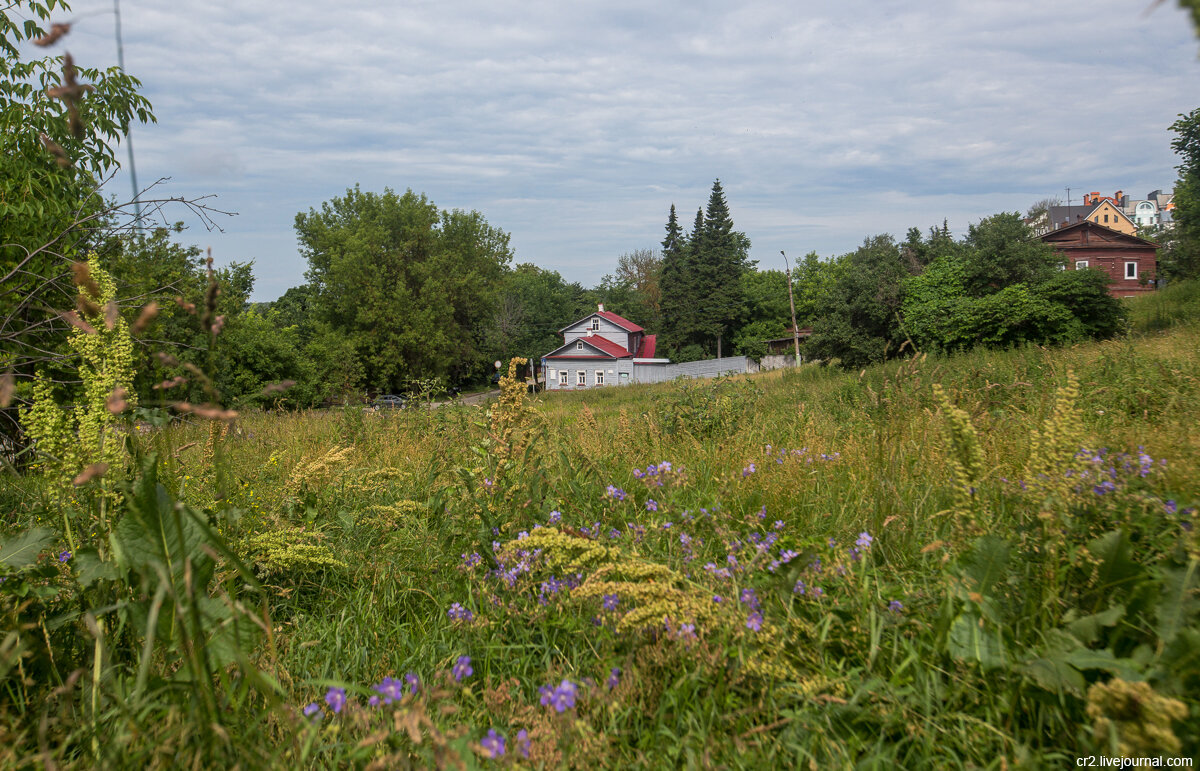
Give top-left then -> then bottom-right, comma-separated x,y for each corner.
595,369 -> 604,385
1125,261 -> 1138,280
591,318 -> 600,330
577,370 -> 586,387
1075,260 -> 1089,269
576,341 -> 584,350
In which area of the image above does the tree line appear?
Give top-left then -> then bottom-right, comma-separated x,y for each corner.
5,1 -> 1200,423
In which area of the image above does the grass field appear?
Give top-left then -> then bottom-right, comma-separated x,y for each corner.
2,284 -> 1199,768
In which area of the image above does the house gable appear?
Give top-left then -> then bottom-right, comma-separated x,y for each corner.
544,335 -> 632,360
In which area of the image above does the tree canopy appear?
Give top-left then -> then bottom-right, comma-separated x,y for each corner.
295,186 -> 512,391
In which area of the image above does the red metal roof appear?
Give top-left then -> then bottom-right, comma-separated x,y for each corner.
545,335 -> 633,359
635,334 -> 656,358
596,310 -> 643,333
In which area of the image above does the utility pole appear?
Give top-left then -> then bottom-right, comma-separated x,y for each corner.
113,0 -> 142,232
781,251 -> 801,366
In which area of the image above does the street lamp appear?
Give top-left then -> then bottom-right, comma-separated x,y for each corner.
780,251 -> 801,366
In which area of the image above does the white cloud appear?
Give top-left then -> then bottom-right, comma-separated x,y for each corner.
26,0 -> 1200,297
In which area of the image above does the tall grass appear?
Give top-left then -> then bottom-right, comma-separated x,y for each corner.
2,289 -> 1198,768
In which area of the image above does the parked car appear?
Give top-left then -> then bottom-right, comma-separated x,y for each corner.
371,394 -> 407,410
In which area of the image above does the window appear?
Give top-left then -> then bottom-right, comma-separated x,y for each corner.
576,341 -> 584,350
577,370 -> 586,387
559,369 -> 568,385
591,318 -> 600,331
595,370 -> 604,385
1103,214 -> 1109,223
1076,260 -> 1089,270
1125,261 -> 1138,280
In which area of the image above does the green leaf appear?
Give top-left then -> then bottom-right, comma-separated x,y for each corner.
1088,530 -> 1143,596
0,526 -> 56,570
1064,648 -> 1142,680
948,608 -> 1007,670
957,535 -> 1011,596
1155,562 -> 1199,646
1065,603 -> 1126,645
72,547 -> 119,588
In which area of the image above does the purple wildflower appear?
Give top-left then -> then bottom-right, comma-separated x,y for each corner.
856,532 -> 873,550
453,655 -> 473,682
739,588 -> 760,609
888,600 -> 904,613
480,728 -> 506,758
607,667 -> 621,689
549,680 -> 577,712
448,602 -> 474,622
646,499 -> 658,512
405,672 -> 420,694
678,623 -> 696,639
746,611 -> 763,631
793,580 -> 806,595
603,593 -> 619,611
516,729 -> 531,758
1164,500 -> 1177,514
742,463 -> 756,477
373,676 -> 405,704
812,587 -> 824,598
549,510 -> 562,524
774,520 -> 784,530
303,702 -> 321,718
324,686 -> 346,714
58,550 -> 72,563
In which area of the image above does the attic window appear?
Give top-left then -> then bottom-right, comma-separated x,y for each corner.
591,319 -> 599,330
577,341 -> 584,350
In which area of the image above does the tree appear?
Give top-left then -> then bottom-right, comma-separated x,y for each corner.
806,235 -> 912,368
696,179 -> 752,357
901,216 -> 1125,353
1166,108 -> 1200,280
659,204 -> 701,356
1,2 -> 156,431
295,186 -> 512,391
961,212 -> 1059,295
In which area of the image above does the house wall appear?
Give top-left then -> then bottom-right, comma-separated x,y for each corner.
562,317 -> 633,351
543,357 -> 626,390
1066,248 -> 1157,296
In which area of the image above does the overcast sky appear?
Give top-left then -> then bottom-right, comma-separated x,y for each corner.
24,0 -> 1200,300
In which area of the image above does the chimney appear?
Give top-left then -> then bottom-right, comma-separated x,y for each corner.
598,303 -> 604,312
587,329 -> 593,337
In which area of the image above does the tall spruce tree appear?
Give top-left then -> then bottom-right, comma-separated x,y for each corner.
696,179 -> 751,357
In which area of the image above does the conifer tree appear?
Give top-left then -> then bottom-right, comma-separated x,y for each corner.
696,179 -> 751,357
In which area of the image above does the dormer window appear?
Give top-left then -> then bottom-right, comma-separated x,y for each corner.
591,319 -> 599,331
577,341 -> 584,350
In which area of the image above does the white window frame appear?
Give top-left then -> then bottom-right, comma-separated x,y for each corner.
576,341 -> 584,350
577,370 -> 586,387
591,318 -> 600,331
559,369 -> 568,386
1125,261 -> 1138,280
595,369 -> 604,385
1075,260 -> 1089,270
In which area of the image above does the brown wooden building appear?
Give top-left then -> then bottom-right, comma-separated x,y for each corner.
1040,220 -> 1158,298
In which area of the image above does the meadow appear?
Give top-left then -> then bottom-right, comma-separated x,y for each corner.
2,283 -> 1199,769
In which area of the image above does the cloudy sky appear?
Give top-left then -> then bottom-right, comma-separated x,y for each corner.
26,0 -> 1200,300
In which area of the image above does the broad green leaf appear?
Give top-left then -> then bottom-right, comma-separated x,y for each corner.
1155,563 -> 1199,646
0,526 -> 56,570
72,547 -> 119,588
1066,603 -> 1126,645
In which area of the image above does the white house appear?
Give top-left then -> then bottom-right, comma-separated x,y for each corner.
541,305 -> 670,389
